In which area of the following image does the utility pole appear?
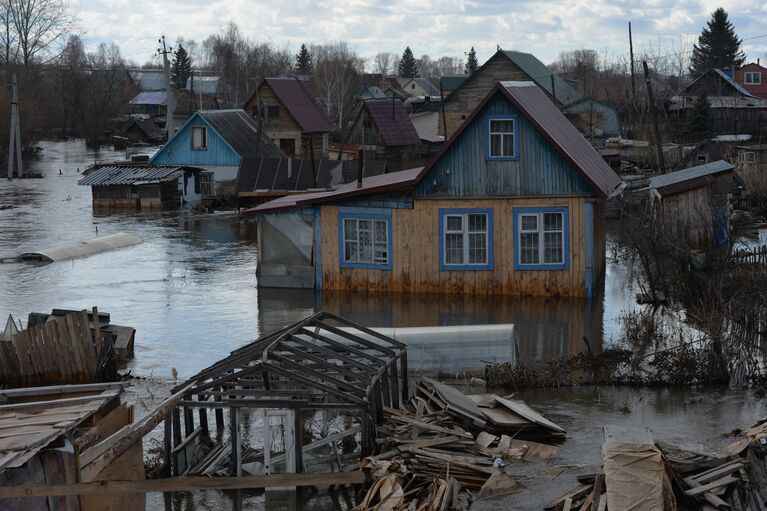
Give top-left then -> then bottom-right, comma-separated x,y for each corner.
629,22 -> 636,100
158,36 -> 176,139
642,61 -> 666,172
7,73 -> 22,180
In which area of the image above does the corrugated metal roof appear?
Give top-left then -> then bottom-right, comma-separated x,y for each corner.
197,109 -> 286,159
129,91 -> 167,106
241,167 -> 423,216
262,78 -> 334,133
649,160 -> 735,190
502,51 -> 581,105
186,75 -> 220,95
364,99 -> 421,147
235,158 -> 388,193
128,70 -> 166,91
712,69 -> 757,98
78,165 -> 186,186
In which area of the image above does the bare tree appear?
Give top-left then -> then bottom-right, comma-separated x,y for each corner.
0,0 -> 18,64
311,41 -> 362,134
10,0 -> 74,67
373,51 -> 395,75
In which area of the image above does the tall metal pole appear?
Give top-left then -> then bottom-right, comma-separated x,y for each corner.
629,22 -> 636,100
158,36 -> 176,139
7,73 -> 21,180
642,61 -> 666,172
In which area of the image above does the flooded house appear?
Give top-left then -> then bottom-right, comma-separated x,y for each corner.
150,109 -> 286,199
243,77 -> 335,158
438,50 -> 581,138
344,98 -> 423,171
244,81 -> 623,297
79,165 -> 202,210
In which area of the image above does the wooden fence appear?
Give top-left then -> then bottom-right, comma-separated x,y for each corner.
0,308 -> 115,386
731,245 -> 767,266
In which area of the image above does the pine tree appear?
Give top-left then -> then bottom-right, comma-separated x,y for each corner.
465,47 -> 479,75
686,93 -> 712,140
171,45 -> 192,90
295,43 -> 312,75
398,46 -> 418,78
690,8 -> 745,76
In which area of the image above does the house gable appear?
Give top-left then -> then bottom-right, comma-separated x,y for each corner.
416,92 -> 594,198
151,112 -> 241,167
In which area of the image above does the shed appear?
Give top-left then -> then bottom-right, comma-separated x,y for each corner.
79,165 -> 203,209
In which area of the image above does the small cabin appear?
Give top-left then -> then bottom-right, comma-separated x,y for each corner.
243,78 -> 334,158
151,109 -> 286,199
245,81 -> 623,297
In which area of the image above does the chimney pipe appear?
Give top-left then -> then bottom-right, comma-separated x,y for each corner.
357,149 -> 364,188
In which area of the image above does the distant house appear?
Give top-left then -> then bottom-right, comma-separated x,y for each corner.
562,98 -> 621,141
128,89 -> 218,124
402,77 -> 440,97
440,75 -> 468,97
243,78 -> 334,158
125,118 -> 164,144
734,62 -> 767,100
244,81 -> 622,297
128,69 -> 166,91
438,50 -> 581,138
345,98 -> 422,171
79,165 -> 202,209
737,144 -> 767,169
648,160 -> 741,249
151,109 -> 286,199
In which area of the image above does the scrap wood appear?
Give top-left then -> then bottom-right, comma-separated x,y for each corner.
544,484 -> 593,511
477,470 -> 524,499
684,476 -> 739,497
353,474 -> 404,511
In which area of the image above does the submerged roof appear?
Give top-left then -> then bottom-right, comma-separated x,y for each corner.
649,160 -> 736,192
78,165 -> 193,186
261,78 -> 334,133
363,99 -> 421,146
196,109 -> 286,159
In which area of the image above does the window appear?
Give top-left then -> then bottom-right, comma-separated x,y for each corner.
439,208 -> 493,270
267,105 -> 280,118
514,207 -> 569,270
697,155 -> 707,165
191,126 -> 207,150
745,72 -> 762,85
487,115 -> 518,160
338,210 -> 392,269
411,83 -> 416,90
741,151 -> 756,163
199,172 -> 214,197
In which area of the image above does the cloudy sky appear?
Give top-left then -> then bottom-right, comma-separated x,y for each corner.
72,0 -> 767,67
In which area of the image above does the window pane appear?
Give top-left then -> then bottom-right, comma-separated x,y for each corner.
359,225 -> 372,262
344,219 -> 357,240
544,232 -> 563,264
468,213 -> 486,233
490,133 -> 502,156
502,134 -> 514,156
446,215 -> 463,231
490,120 -> 514,133
520,232 -> 539,264
521,215 -> 538,231
445,233 -> 464,264
374,220 -> 387,243
468,233 -> 487,264
543,212 -> 562,231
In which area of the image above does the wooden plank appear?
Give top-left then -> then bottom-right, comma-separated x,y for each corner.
544,485 -> 593,511
492,395 -> 566,434
0,382 -> 128,399
684,476 -> 738,497
0,471 -> 366,498
0,391 -> 118,411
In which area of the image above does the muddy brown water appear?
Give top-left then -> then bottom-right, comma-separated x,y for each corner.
1,140 -> 764,510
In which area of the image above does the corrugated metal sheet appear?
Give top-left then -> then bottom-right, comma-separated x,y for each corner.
264,78 -> 334,133
129,91 -> 166,106
365,99 -> 420,146
128,70 -> 166,91
78,166 -> 185,186
199,110 -> 286,159
649,160 -> 735,190
235,158 -> 388,193
502,51 -> 581,105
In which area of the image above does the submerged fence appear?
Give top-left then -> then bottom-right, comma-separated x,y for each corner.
0,309 -> 115,386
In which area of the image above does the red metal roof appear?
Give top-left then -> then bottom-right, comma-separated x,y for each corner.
241,167 -> 423,216
364,99 -> 421,147
264,78 -> 335,133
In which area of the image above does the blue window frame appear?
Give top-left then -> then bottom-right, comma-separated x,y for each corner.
486,114 -> 519,161
438,208 -> 494,271
338,208 -> 393,270
513,207 -> 569,270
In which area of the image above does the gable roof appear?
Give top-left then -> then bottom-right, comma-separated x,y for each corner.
260,78 -> 334,133
406,78 -> 440,96
650,160 -> 736,195
502,51 -> 581,105
440,75 -> 468,92
78,165 -> 196,186
196,109 -> 286,159
363,99 -> 420,146
129,91 -> 166,106
684,68 -> 758,98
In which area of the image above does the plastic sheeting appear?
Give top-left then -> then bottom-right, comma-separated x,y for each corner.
257,212 -> 315,288
19,233 -> 142,262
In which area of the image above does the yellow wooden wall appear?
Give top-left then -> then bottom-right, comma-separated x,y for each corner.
320,197 -> 599,297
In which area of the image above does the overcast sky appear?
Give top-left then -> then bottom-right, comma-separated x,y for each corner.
72,0 -> 767,68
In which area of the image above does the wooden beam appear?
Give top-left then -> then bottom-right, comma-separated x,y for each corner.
180,400 -> 362,410
0,391 -> 119,411
0,471 -> 366,498
0,382 -> 128,399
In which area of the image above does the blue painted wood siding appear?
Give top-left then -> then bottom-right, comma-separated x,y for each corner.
151,114 -> 241,167
415,95 -> 595,198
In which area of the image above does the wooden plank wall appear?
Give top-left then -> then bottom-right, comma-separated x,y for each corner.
320,197 -> 596,297
0,310 -> 108,386
151,116 -> 240,167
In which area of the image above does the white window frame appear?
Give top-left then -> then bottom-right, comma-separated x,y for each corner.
517,211 -> 566,267
341,217 -> 390,267
442,212 -> 489,267
191,126 -> 207,150
741,151 -> 756,163
488,117 -> 517,159
199,172 -> 214,197
745,72 -> 762,85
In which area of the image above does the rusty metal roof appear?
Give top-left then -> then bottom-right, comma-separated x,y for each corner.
263,78 -> 334,133
78,165 -> 189,186
364,99 -> 420,147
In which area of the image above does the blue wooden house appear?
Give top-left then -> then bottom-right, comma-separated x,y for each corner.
151,109 -> 285,198
244,82 -> 623,297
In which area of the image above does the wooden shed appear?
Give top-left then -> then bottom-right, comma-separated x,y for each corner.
245,81 -> 623,298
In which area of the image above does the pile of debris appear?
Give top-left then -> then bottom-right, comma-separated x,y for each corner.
359,378 -> 565,508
